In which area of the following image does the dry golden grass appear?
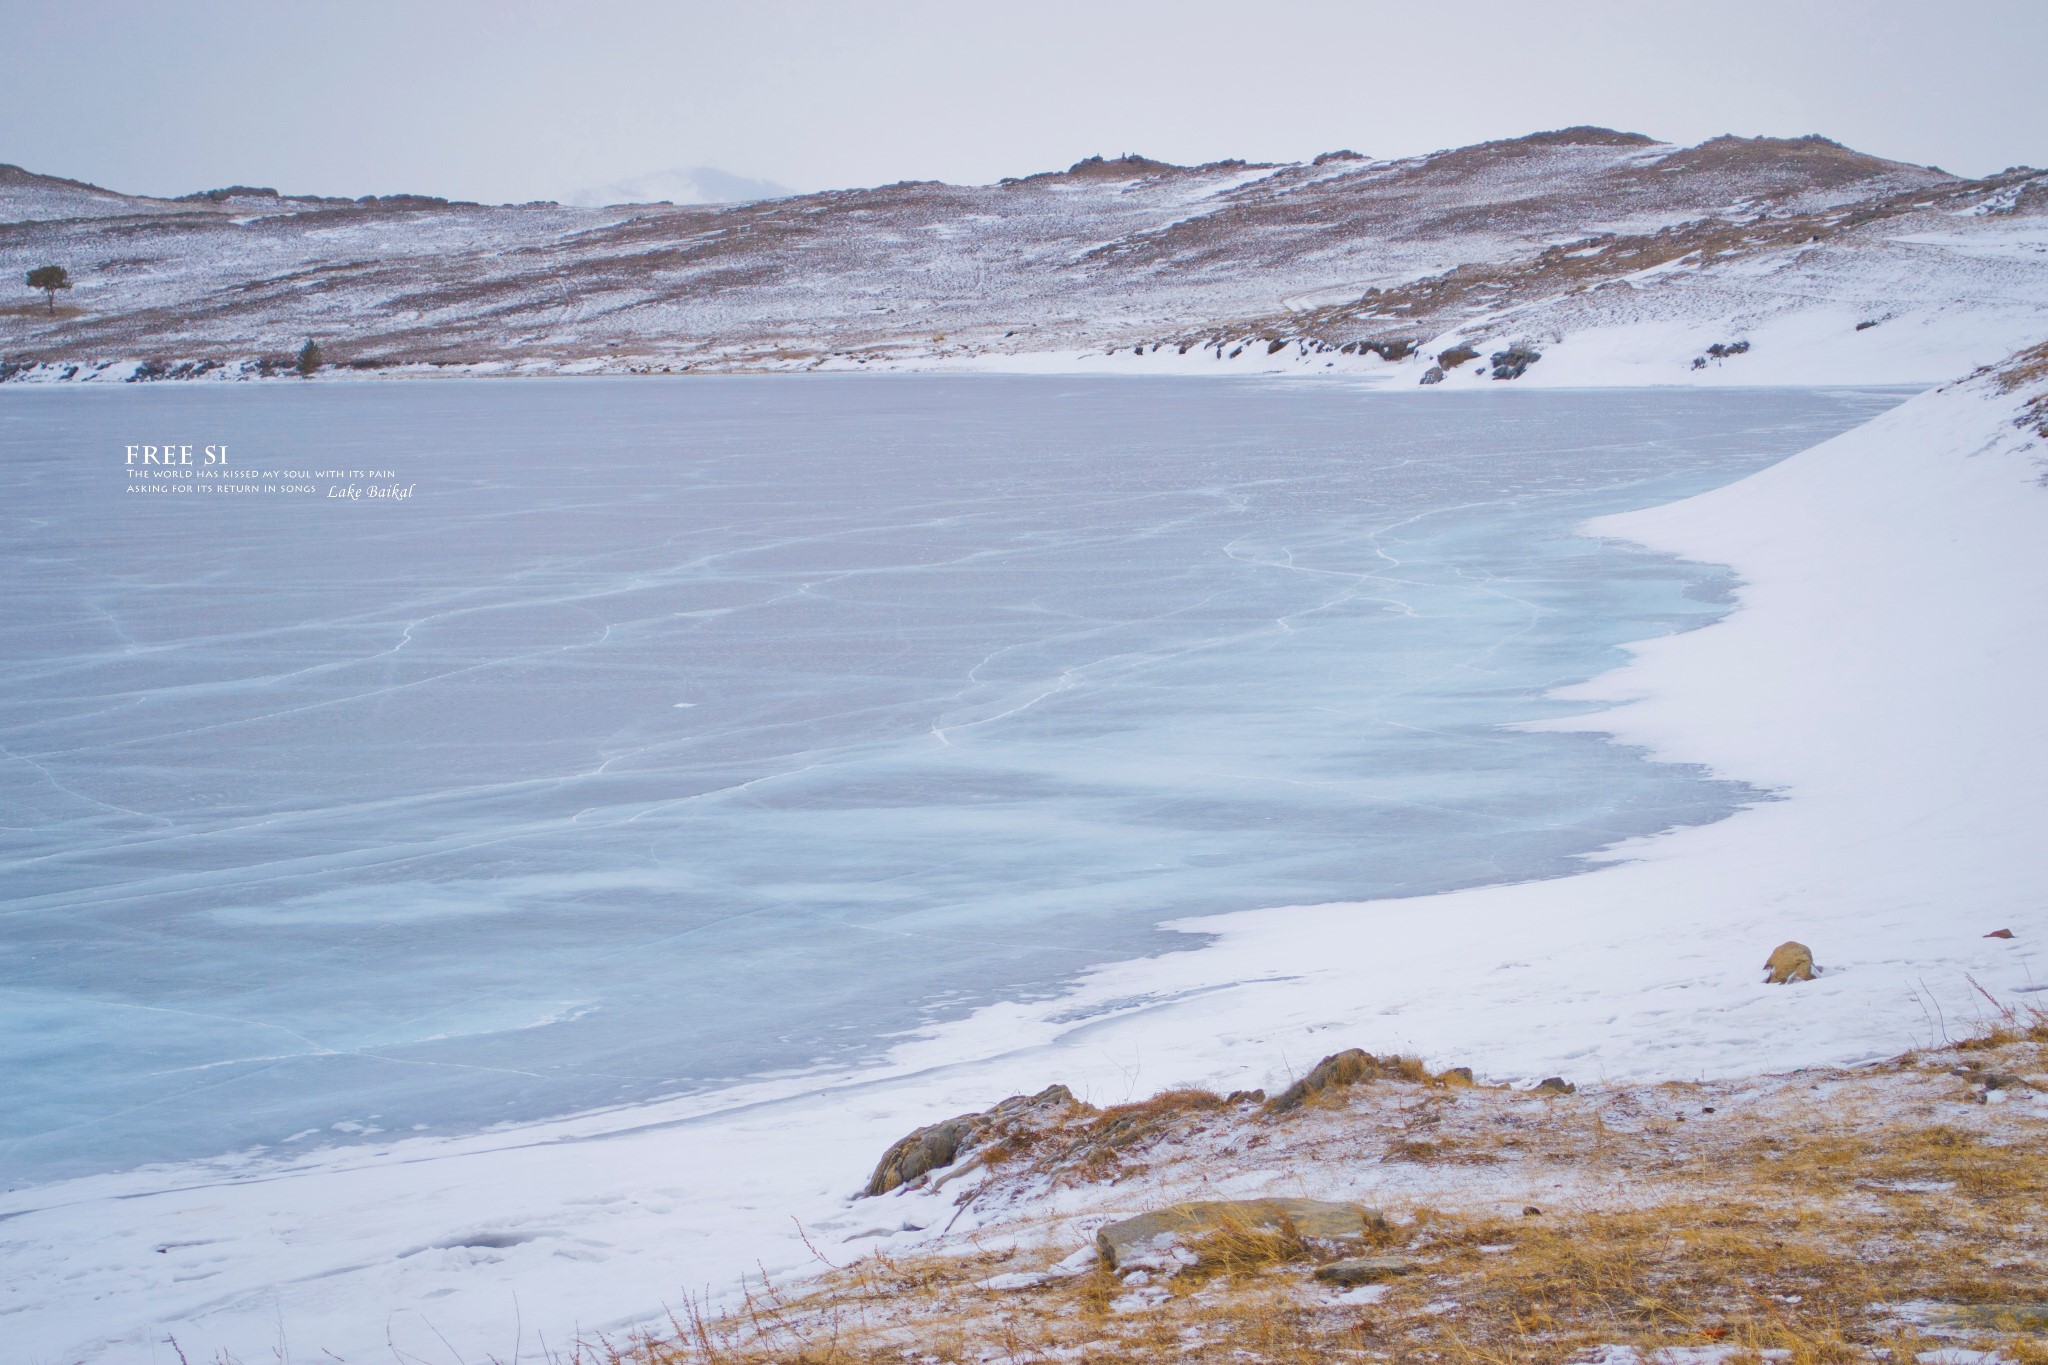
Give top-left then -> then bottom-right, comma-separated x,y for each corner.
969,1086 -> 1241,1189
599,1013 -> 2048,1365
1992,338 -> 2048,393
1175,1205 -> 1319,1283
1991,340 -> 2048,438
0,301 -> 86,319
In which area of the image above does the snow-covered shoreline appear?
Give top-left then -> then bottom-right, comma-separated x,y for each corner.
5,369 -> 2046,1363
4,298 -> 2042,392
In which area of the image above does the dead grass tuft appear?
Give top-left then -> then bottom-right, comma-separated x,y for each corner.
1383,1135 -> 1500,1165
1993,338 -> 2048,393
616,1017 -> 2048,1365
1178,1205 -> 1315,1281
982,1086 -> 1236,1187
1951,994 -> 2048,1048
1266,1049 -> 1439,1115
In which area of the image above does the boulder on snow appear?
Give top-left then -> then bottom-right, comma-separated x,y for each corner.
1314,1254 -> 1424,1286
863,1116 -> 979,1197
1533,1077 -> 1576,1095
862,1083 -> 1077,1196
1764,940 -> 1817,984
1489,345 -> 1542,379
1266,1048 -> 1426,1114
1418,365 -> 1445,385
1096,1197 -> 1384,1270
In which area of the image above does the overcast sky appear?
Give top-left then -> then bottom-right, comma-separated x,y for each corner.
8,1 -> 2047,203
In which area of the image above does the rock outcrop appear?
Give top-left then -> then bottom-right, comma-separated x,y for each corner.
1314,1254 -> 1424,1286
862,1084 -> 1077,1196
1265,1049 -> 1429,1114
1096,1198 -> 1384,1270
863,1116 -> 982,1197
1489,345 -> 1542,380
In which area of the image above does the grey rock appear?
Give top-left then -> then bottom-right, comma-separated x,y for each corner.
1489,345 -> 1542,379
863,1116 -> 979,1197
1096,1197 -> 1383,1270
1267,1048 -> 1396,1113
862,1083 -> 1077,1196
1314,1254 -> 1424,1286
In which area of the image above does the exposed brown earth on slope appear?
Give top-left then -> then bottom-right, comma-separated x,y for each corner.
3,128 -> 2041,377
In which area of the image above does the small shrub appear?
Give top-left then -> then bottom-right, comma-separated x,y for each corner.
26,264 -> 71,312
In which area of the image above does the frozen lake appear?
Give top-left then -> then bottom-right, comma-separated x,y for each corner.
0,377 -> 1902,1183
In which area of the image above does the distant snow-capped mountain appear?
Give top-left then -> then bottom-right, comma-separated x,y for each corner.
561,166 -> 795,207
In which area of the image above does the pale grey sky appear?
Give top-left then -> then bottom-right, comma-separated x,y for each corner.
7,1 -> 2046,202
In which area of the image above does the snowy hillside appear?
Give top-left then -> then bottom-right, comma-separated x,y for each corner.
3,127 -> 2043,384
5,346 -> 2045,1365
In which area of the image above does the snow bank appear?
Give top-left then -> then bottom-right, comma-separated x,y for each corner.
906,300 -> 2048,392
4,374 -> 2045,1362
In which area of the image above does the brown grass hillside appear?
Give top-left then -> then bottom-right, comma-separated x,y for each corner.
585,1007 -> 2048,1365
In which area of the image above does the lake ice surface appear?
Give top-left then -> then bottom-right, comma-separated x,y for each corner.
0,378 -> 1904,1184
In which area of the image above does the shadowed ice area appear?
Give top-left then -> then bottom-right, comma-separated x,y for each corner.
0,377 -> 1904,1183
